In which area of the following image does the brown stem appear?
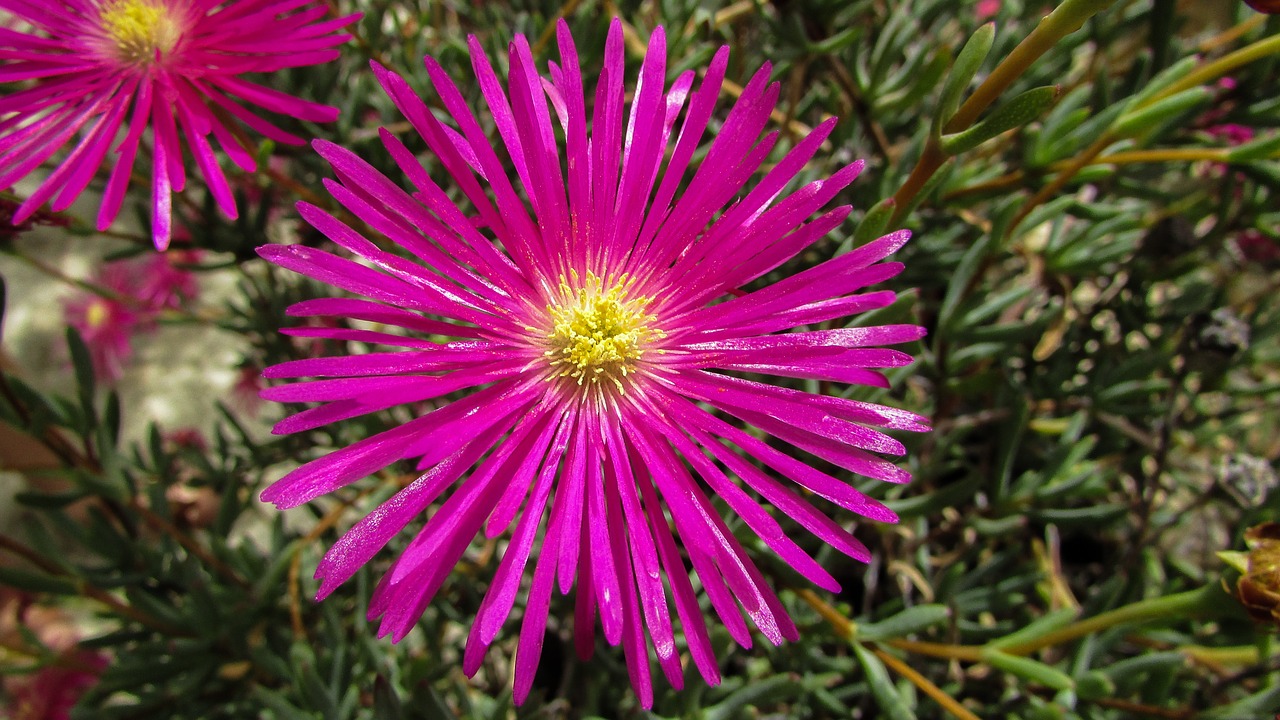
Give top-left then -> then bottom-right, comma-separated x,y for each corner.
0,534 -> 187,636
872,646 -> 984,720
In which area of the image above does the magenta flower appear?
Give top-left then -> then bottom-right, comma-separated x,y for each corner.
259,19 -> 928,705
0,0 -> 358,250
3,649 -> 108,720
137,248 -> 202,310
64,261 -> 150,382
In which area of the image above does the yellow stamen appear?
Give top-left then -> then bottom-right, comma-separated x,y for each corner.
543,271 -> 662,394
99,0 -> 181,63
85,300 -> 111,329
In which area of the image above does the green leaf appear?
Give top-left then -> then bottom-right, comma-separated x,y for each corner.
0,567 -> 77,595
1073,670 -> 1116,701
250,686 -> 317,720
935,22 -> 996,132
704,673 -> 805,720
853,644 -> 916,720
65,326 -> 96,428
987,608 -> 1078,650
941,85 -> 1061,155
848,197 -> 897,251
1111,86 -> 1212,138
14,489 -> 89,508
1129,54 -> 1199,107
858,604 -> 952,641
1199,685 -> 1280,719
937,232 -> 993,333
981,648 -> 1075,691
1225,132 -> 1280,162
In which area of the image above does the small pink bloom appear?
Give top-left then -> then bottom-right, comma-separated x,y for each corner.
976,0 -> 1001,20
0,1 -> 359,250
1206,123 -> 1256,146
4,649 -> 108,720
232,362 -> 266,417
1236,229 -> 1280,266
63,263 -> 149,382
138,248 -> 203,311
0,593 -> 108,720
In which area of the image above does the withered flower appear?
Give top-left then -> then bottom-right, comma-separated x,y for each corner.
1221,522 -> 1280,627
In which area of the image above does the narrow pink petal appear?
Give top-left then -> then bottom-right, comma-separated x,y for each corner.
386,402 -> 553,585
604,420 -> 682,684
675,370 -> 908,456
313,415 -> 511,598
659,386 -> 903,519
98,81 -> 153,230
573,516 -> 597,661
284,297 -> 481,339
261,415 -> 433,509
630,46 -> 729,262
606,26 -> 666,262
216,75 -> 339,122
607,472 -> 654,708
507,34 -> 570,254
554,422 -> 588,594
632,445 -> 722,685
630,423 -> 782,644
150,130 -> 173,251
263,344 -> 503,379
513,504 -> 562,705
687,421 -> 873,563
150,85 -> 185,192
648,413 -> 841,592
474,411 -> 576,646
588,19 -> 626,262
584,415 -> 622,645
553,20 -> 591,257
485,408 -> 574,539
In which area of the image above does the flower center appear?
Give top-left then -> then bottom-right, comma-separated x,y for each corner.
85,300 -> 112,329
543,272 -> 660,393
99,0 -> 181,64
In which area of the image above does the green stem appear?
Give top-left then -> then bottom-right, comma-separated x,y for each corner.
890,0 -> 1117,225
999,586 -> 1223,656
887,586 -> 1228,663
944,0 -> 1114,133
1009,32 -> 1280,233
1155,32 -> 1280,104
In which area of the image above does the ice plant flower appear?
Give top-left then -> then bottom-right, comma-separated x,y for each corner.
258,19 -> 928,706
63,261 -> 150,382
0,0 -> 358,250
137,247 -> 202,310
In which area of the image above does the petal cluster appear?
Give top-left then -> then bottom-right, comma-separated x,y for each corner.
63,250 -> 201,381
0,0 -> 358,249
259,19 -> 928,706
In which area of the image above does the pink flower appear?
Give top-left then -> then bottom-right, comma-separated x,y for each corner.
259,19 -> 928,706
1205,123 -> 1256,146
1235,229 -> 1280,266
230,361 -> 265,417
975,0 -> 1001,20
63,262 -> 149,382
137,248 -> 202,310
61,249 -> 201,380
0,1 -> 358,250
0,592 -> 108,720
4,649 -> 108,720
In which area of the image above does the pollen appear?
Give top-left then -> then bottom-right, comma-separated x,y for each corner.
543,272 -> 662,394
99,0 -> 181,64
85,299 -> 111,330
